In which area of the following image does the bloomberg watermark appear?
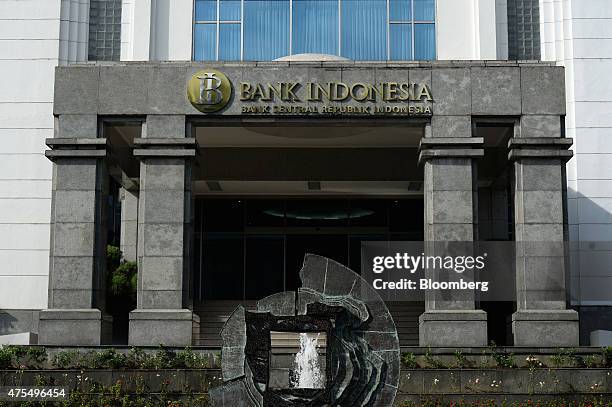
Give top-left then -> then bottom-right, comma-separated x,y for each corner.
360,241 -> 573,303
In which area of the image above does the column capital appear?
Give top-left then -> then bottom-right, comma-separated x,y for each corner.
507,137 -> 573,162
45,138 -> 108,160
418,137 -> 484,165
132,137 -> 198,158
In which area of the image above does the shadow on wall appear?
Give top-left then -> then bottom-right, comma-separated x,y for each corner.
567,187 -> 612,345
0,312 -> 18,335
0,311 -> 41,337
150,0 -> 172,60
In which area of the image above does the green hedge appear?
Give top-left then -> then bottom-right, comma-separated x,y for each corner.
0,346 -> 218,370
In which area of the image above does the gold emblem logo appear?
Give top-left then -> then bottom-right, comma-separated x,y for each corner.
187,69 -> 232,113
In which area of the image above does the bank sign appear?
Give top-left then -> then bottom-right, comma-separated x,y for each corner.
187,69 -> 433,116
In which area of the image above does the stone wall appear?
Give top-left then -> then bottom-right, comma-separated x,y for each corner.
0,368 -> 610,404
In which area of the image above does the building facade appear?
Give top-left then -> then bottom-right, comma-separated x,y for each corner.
0,0 -> 610,346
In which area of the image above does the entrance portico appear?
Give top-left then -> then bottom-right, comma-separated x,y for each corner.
39,61 -> 577,347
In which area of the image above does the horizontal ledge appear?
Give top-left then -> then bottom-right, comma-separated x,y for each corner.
420,137 -> 484,149
508,149 -> 573,161
46,138 -> 107,148
129,309 -> 199,321
508,137 -> 573,149
419,310 -> 488,321
133,149 -> 197,158
134,138 -> 197,147
45,150 -> 107,159
64,61 -> 557,68
418,149 -> 484,165
39,309 -> 109,321
512,309 -> 579,321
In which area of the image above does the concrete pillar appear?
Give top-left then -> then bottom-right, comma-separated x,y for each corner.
418,117 -> 488,347
510,117 -> 579,346
128,115 -> 199,346
120,188 -> 138,262
39,114 -> 112,345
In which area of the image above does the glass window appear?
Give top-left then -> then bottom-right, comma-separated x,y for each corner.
414,0 -> 435,21
245,235 -> 284,299
193,0 -> 436,62
285,200 -> 348,227
292,0 -> 338,55
389,199 -> 423,232
202,235 -> 244,299
390,0 -> 411,21
341,0 -> 386,60
196,198 -> 424,301
390,23 -> 412,60
244,0 -> 290,60
195,0 -> 216,21
349,234 -> 386,271
203,200 -> 244,232
348,200 -> 387,227
194,24 -> 216,61
219,23 -> 241,60
220,0 -> 241,20
88,0 -> 122,61
246,200 -> 285,227
414,23 -> 435,60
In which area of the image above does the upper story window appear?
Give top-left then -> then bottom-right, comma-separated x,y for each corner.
193,0 -> 435,61
89,0 -> 122,61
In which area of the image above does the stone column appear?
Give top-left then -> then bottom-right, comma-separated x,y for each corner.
120,188 -> 138,262
510,117 -> 579,346
128,115 -> 199,346
418,117 -> 488,347
39,114 -> 112,345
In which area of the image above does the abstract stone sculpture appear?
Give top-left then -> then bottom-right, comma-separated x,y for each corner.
210,254 -> 400,407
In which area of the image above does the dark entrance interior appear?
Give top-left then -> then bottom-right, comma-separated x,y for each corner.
193,197 -> 425,346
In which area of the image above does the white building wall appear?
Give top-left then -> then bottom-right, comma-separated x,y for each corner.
495,0 -> 509,59
121,0 -> 192,61
121,0 -> 152,60
541,0 -> 612,307
437,0 -> 499,60
0,0 -> 89,313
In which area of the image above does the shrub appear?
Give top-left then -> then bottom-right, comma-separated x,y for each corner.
0,345 -> 47,369
488,344 -> 515,368
424,348 -> 448,369
151,346 -> 177,369
106,245 -> 137,300
125,347 -> 147,369
88,348 -> 127,369
453,350 -> 474,368
551,348 -> 576,368
602,346 -> 612,368
525,355 -> 544,369
583,354 -> 600,368
401,352 -> 418,368
176,347 -> 210,369
0,346 -> 14,369
107,245 -> 122,265
52,350 -> 81,369
110,261 -> 138,296
25,346 -> 46,364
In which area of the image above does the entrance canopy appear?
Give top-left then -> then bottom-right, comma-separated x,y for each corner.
103,119 -> 512,196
